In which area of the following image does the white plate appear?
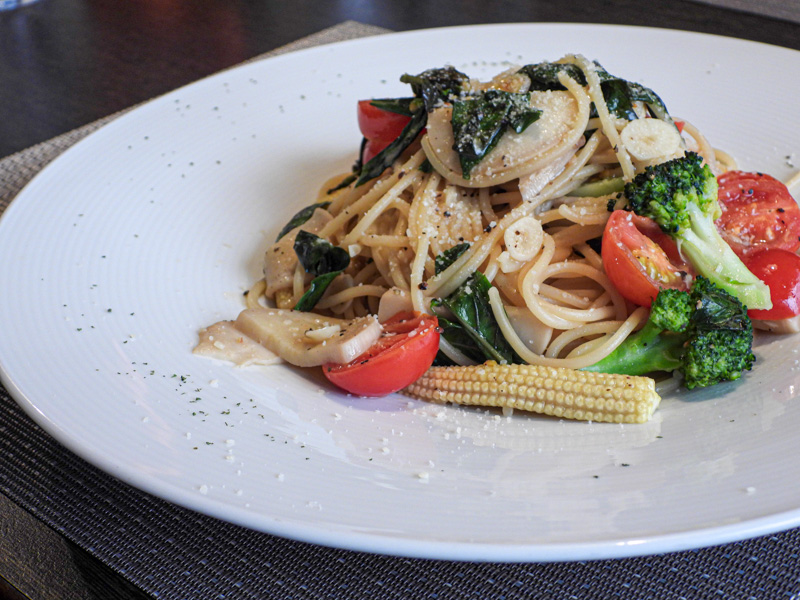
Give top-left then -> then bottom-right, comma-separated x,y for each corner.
1,24 -> 800,563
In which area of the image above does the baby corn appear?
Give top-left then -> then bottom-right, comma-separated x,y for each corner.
404,361 -> 661,424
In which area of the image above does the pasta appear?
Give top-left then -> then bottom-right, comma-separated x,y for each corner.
253,54 -> 724,370
190,52 -> 800,421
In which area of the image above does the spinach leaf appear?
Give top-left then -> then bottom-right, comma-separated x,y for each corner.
355,106 -> 428,186
518,62 -> 586,90
275,202 -> 331,242
451,90 -> 541,178
292,232 -> 350,311
326,172 -> 357,194
517,61 -> 671,122
400,66 -> 469,112
293,271 -> 342,312
600,78 -> 637,121
623,80 -> 671,121
368,97 -> 417,117
293,230 -> 350,276
434,242 -> 471,275
442,271 -> 517,364
433,315 -> 489,365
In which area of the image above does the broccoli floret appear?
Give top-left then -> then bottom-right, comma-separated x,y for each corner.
584,277 -> 755,389
681,276 -> 755,387
621,152 -> 772,310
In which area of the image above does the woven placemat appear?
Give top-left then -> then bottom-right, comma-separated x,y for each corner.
1,21 -> 800,600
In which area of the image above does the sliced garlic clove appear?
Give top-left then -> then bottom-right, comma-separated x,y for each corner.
620,118 -> 682,161
504,216 -> 544,262
497,251 -> 525,274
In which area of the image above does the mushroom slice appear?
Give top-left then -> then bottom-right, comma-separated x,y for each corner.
194,320 -> 282,366
377,287 -> 413,323
263,207 -> 333,297
234,308 -> 382,367
518,141 -> 580,204
753,315 -> 800,334
505,306 -> 553,355
422,89 -> 588,188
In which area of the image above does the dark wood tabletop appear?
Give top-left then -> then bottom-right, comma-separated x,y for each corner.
2,0 -> 800,160
2,1 -> 800,598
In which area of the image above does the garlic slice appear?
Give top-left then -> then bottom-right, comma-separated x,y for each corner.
620,118 -> 682,161
504,216 -> 544,262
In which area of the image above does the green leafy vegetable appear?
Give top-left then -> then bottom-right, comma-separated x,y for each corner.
450,90 -> 541,178
292,231 -> 350,312
368,97 -> 417,117
400,66 -> 469,112
433,315 -> 490,365
356,107 -> 427,186
434,242 -> 471,274
294,271 -> 342,312
275,202 -> 331,242
326,173 -> 357,194
439,271 -> 517,364
570,176 -> 625,198
518,62 -> 585,91
517,60 -> 671,122
293,230 -> 350,276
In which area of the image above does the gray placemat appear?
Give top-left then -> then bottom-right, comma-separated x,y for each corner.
692,0 -> 800,24
1,20 -> 800,600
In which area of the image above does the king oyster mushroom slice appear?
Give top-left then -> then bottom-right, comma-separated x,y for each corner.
234,308 -> 382,367
752,315 -> 800,334
193,320 -> 283,366
263,207 -> 333,297
517,141 -> 580,205
504,306 -> 553,356
421,89 -> 589,188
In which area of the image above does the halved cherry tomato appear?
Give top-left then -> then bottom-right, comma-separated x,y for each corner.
323,312 -> 439,397
742,248 -> 800,320
357,100 -> 412,142
715,171 -> 800,258
602,210 -> 692,307
361,138 -> 387,164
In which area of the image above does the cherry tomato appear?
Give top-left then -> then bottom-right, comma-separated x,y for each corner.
357,100 -> 411,144
361,137 -> 388,164
323,312 -> 439,396
742,248 -> 800,320
602,210 -> 692,307
715,170 -> 800,258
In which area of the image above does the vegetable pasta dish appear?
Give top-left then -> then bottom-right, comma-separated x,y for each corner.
195,54 -> 800,424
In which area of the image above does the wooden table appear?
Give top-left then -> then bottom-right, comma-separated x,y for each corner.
1,1 -> 799,598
